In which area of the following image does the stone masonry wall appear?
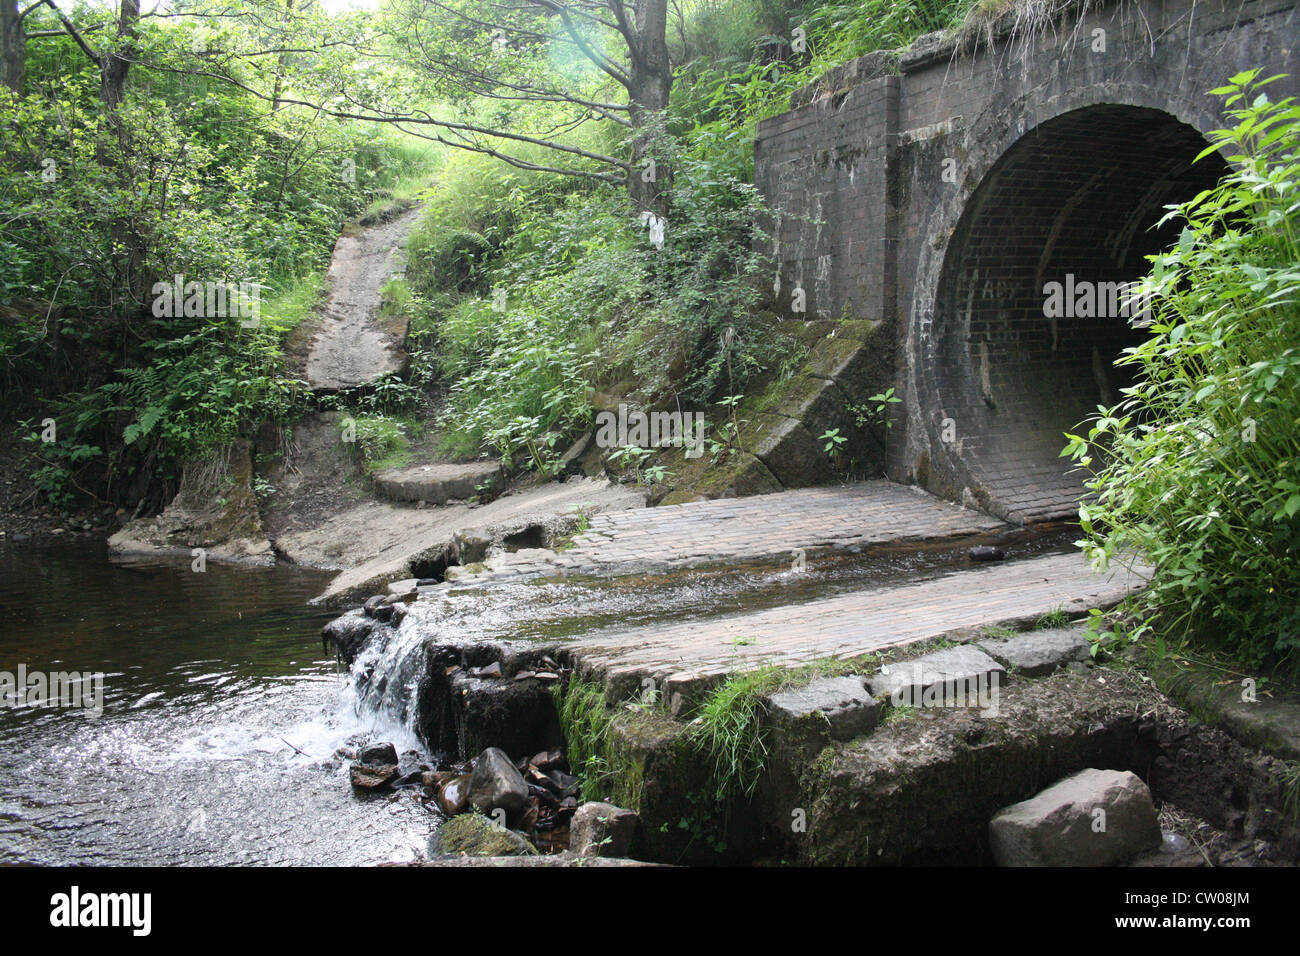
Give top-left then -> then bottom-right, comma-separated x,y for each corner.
754,0 -> 1300,522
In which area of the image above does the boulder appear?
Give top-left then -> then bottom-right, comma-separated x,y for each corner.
359,742 -> 398,766
435,774 -> 472,816
570,802 -> 639,858
468,747 -> 529,818
977,626 -> 1091,677
430,813 -> 537,858
321,612 -> 377,663
350,763 -> 399,790
989,768 -> 1162,866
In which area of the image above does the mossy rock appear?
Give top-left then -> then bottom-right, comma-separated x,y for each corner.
433,813 -> 537,858
598,709 -> 753,865
657,447 -> 783,505
600,316 -> 891,502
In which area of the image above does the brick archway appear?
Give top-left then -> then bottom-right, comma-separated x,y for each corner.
916,104 -> 1226,522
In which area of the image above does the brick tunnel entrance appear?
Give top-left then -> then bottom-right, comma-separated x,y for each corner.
927,105 -> 1227,523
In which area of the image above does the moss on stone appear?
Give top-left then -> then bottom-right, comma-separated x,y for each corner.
437,813 -> 537,857
555,676 -> 648,809
621,315 -> 893,503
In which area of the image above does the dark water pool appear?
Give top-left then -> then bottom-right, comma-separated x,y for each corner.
0,539 -> 432,865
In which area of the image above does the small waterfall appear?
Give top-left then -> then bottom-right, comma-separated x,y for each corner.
345,619 -> 431,752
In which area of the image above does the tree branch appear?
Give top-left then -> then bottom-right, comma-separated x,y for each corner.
531,0 -> 632,88
395,122 -> 624,183
135,57 -> 630,174
36,0 -> 99,65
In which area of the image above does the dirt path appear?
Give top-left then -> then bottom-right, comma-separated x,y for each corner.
305,207 -> 423,391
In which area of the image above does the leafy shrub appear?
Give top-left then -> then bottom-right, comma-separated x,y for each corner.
405,226 -> 494,298
348,414 -> 411,471
1063,72 -> 1300,671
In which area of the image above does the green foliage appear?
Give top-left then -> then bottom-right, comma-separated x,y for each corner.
347,414 -> 412,472
689,666 -> 786,803
1035,606 -> 1071,629
554,675 -> 644,808
803,0 -> 964,69
819,428 -> 847,462
1063,72 -> 1300,672
635,142 -> 787,401
0,17 -> 431,505
436,291 -> 595,470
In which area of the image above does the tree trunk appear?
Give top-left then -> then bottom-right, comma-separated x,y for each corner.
99,0 -> 137,108
1,0 -> 24,93
270,0 -> 295,111
99,0 -> 147,308
624,0 -> 671,216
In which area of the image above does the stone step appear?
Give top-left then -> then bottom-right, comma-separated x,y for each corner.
765,676 -> 882,753
865,644 -> 1007,705
372,461 -> 502,505
975,624 -> 1092,677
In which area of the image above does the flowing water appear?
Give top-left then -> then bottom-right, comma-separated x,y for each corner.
0,539 -> 433,866
1,526 -> 1078,865
353,526 -> 1079,736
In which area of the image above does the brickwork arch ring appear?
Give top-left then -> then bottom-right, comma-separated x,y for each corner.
905,87 -> 1227,523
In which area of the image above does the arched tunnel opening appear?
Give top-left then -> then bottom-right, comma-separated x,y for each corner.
927,105 -> 1228,523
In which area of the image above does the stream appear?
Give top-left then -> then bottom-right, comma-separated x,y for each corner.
0,539 -> 432,866
1,526 -> 1078,865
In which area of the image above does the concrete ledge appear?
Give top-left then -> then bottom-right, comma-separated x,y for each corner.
866,645 -> 1007,703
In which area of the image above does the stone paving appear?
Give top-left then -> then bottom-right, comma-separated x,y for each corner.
565,551 -> 1148,702
384,480 -> 1149,701
447,480 -> 1006,582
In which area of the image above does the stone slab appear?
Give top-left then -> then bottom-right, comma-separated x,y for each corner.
865,645 -> 1006,704
767,676 -> 881,745
976,625 -> 1092,677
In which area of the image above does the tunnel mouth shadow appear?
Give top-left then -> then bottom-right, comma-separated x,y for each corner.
924,104 -> 1228,523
